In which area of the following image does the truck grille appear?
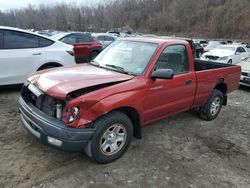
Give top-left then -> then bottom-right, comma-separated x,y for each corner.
21,84 -> 63,118
205,55 -> 219,60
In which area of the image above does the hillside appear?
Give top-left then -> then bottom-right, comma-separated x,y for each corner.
0,0 -> 249,40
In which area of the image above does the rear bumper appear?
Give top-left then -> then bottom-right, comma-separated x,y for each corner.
19,97 -> 95,152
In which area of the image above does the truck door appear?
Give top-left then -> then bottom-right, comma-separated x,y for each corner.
143,44 -> 196,124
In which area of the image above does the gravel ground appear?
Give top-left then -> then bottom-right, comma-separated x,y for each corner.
0,86 -> 249,188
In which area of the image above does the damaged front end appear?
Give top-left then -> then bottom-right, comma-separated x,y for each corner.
66,81 -> 124,100
21,83 -> 65,120
21,79 -> 128,129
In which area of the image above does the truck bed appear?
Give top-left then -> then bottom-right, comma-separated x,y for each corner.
194,59 -> 236,72
193,59 -> 241,107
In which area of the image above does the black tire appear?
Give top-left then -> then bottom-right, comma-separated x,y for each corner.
227,59 -> 232,64
90,51 -> 99,60
199,89 -> 223,121
86,111 -> 133,164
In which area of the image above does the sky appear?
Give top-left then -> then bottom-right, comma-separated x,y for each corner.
0,0 -> 100,12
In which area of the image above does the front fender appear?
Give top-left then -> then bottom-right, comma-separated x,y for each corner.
71,89 -> 146,128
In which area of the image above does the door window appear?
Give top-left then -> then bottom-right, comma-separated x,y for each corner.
0,30 -> 3,49
105,36 -> 115,41
155,45 -> 189,74
236,47 -> 246,53
4,30 -> 39,49
39,37 -> 54,47
77,35 -> 92,42
97,36 -> 105,41
60,35 -> 77,44
239,47 -> 246,53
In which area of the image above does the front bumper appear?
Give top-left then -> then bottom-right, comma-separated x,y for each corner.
240,75 -> 250,87
200,57 -> 228,64
19,97 -> 95,152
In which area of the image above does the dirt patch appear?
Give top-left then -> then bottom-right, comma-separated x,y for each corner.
0,87 -> 250,188
196,135 -> 246,157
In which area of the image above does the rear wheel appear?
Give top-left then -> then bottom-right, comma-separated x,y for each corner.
90,51 -> 99,60
86,111 -> 133,164
199,89 -> 223,121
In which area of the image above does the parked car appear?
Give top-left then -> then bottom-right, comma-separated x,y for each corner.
0,26 -> 75,86
107,31 -> 120,37
204,41 -> 226,52
92,33 -> 117,49
51,32 -> 102,63
238,57 -> 250,87
19,37 -> 240,163
201,44 -> 249,64
193,39 -> 208,47
245,44 -> 250,53
194,43 -> 204,58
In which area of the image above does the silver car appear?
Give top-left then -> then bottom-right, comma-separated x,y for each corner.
92,33 -> 117,49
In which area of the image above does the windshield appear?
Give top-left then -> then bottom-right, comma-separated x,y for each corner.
216,46 -> 236,51
93,40 -> 158,75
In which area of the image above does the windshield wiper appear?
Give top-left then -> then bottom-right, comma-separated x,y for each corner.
104,64 -> 132,75
89,60 -> 100,67
105,64 -> 125,71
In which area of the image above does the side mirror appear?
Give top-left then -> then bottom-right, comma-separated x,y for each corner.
151,69 -> 174,80
235,52 -> 240,55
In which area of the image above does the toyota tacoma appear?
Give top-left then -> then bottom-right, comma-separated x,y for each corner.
19,37 -> 241,163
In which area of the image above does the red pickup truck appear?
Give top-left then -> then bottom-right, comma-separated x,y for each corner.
19,37 -> 241,163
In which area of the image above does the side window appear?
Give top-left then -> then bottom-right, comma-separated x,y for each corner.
239,47 -> 246,53
105,36 -> 115,41
97,36 -> 105,41
4,30 -> 39,49
60,35 -> 76,44
0,30 -> 3,49
78,35 -> 91,42
155,45 -> 189,75
39,37 -> 54,47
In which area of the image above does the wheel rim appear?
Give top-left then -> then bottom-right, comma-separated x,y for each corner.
210,96 -> 221,116
100,124 -> 127,156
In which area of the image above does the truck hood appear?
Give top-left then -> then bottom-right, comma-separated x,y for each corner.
28,64 -> 134,100
204,49 -> 234,57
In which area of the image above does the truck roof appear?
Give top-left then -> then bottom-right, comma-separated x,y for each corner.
121,36 -> 190,45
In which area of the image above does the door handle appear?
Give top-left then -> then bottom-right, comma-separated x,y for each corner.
185,79 -> 192,85
32,53 -> 41,55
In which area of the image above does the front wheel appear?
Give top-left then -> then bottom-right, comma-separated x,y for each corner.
86,111 -> 133,164
199,89 -> 223,121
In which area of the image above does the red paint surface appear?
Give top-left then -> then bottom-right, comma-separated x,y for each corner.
28,38 -> 241,128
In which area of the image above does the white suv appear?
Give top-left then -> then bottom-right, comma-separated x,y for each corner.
0,26 -> 76,86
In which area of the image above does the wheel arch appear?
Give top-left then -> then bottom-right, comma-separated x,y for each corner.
214,82 -> 227,105
111,107 -> 142,139
37,62 -> 63,71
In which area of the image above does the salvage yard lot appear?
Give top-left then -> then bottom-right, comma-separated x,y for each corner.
0,87 -> 249,188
